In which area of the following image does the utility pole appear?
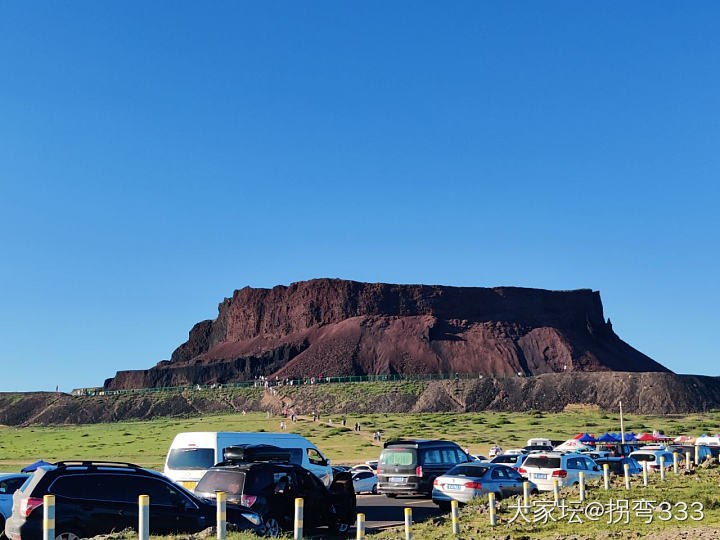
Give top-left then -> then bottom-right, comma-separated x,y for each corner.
619,400 -> 626,444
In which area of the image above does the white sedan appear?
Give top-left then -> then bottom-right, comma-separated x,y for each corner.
352,471 -> 378,494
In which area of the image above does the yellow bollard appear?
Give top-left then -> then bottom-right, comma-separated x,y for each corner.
216,491 -> 226,540
603,463 -> 610,490
488,492 -> 497,526
553,479 -> 560,505
523,481 -> 530,513
660,455 -> 666,481
404,507 -> 413,540
579,471 -> 586,502
673,452 -> 679,474
695,445 -> 700,465
356,513 -> 366,540
294,498 -> 303,540
139,495 -> 149,540
642,461 -> 648,487
450,499 -> 460,535
624,463 -> 630,490
685,451 -> 692,471
43,495 -> 55,540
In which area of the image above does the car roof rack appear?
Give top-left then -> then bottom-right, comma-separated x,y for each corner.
54,461 -> 144,470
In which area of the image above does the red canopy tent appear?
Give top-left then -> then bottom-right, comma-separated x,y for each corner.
638,433 -> 658,442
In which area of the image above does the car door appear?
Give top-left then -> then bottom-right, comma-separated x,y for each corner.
505,468 -> 525,496
137,476 -> 207,535
295,469 -> 330,528
489,467 -> 511,498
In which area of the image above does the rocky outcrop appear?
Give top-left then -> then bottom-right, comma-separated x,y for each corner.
105,279 -> 669,390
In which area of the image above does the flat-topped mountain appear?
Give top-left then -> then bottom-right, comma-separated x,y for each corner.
104,279 -> 669,390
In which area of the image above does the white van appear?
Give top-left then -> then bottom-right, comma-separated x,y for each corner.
164,432 -> 333,490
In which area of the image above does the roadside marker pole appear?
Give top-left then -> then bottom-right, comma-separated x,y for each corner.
488,493 -> 497,526
404,507 -> 413,540
624,463 -> 630,490
552,480 -> 560,505
642,462 -> 648,487
294,498 -> 303,540
450,500 -> 460,535
695,445 -> 700,465
216,491 -> 226,540
356,513 -> 366,540
673,452 -> 679,475
685,451 -> 692,471
523,481 -> 530,513
603,464 -> 610,490
660,456 -> 666,481
43,495 -> 55,540
579,472 -> 586,502
139,495 -> 149,540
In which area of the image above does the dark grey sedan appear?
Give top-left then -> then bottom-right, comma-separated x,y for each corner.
431,463 -> 538,509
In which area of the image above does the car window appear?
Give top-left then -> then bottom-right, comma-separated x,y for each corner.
584,459 -> 596,470
455,449 -> 468,463
441,449 -> 458,464
447,465 -> 487,477
490,467 -> 508,480
297,470 -> 325,494
196,470 -> 246,496
307,449 -> 326,466
167,448 -> 215,470
380,449 -> 416,466
423,449 -> 442,465
0,477 -> 26,494
508,469 -> 523,481
524,456 -> 561,469
355,472 -> 371,480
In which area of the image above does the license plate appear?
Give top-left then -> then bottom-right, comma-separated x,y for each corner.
446,484 -> 461,490
534,473 -> 547,480
390,476 -> 405,483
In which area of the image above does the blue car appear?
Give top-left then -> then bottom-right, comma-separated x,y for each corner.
0,474 -> 30,534
594,457 -> 643,476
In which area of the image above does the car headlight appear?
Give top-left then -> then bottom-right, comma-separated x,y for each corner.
241,512 -> 262,526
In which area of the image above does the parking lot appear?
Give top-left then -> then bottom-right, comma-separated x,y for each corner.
357,494 -> 442,531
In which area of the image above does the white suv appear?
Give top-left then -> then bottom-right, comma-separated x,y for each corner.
519,452 -> 603,491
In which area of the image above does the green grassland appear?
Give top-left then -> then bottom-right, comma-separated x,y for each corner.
2,407 -> 720,472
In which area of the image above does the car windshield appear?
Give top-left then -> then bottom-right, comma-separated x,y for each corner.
196,470 -> 246,496
632,454 -> 656,462
167,448 -> 215,470
380,449 -> 416,466
491,456 -> 517,464
446,465 -> 487,477
523,456 -> 561,469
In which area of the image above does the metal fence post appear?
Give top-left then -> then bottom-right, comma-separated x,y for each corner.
523,481 -> 530,513
138,494 -> 149,540
685,451 -> 692,471
451,499 -> 459,535
356,513 -> 365,540
624,463 -> 630,490
552,479 -> 560,505
43,495 -> 55,540
642,461 -> 648,487
488,492 -> 497,526
404,507 -> 413,540
660,455 -> 666,481
216,491 -> 226,540
294,497 -> 303,540
673,452 -> 679,474
579,471 -> 586,502
695,444 -> 700,465
603,463 -> 610,490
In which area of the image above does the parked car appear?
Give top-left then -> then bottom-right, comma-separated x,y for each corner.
432,463 -> 538,509
489,454 -> 528,471
0,475 -> 29,537
164,432 -> 333,491
594,457 -> 643,476
579,450 -> 612,461
4,461 -> 264,540
503,449 -> 528,456
377,440 -> 471,497
595,443 -> 638,457
364,460 -> 378,472
350,465 -> 375,474
519,453 -> 602,491
629,449 -> 676,472
666,445 -> 712,465
470,454 -> 488,462
194,445 -> 356,537
351,471 -> 378,494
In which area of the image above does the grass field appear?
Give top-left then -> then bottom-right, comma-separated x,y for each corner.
2,407 -> 720,472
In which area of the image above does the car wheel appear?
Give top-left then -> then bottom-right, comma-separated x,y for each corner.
263,516 -> 281,538
437,501 -> 451,511
55,531 -> 82,540
372,484 -> 378,494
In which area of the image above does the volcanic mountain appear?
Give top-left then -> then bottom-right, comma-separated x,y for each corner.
104,279 -> 669,390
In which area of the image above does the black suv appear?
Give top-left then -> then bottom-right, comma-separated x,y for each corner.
194,445 -> 356,537
377,439 -> 471,497
4,461 -> 264,540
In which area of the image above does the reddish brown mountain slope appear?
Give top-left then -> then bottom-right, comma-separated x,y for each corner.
105,279 -> 669,390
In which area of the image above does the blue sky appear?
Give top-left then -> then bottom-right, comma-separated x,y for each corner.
1,2 -> 718,392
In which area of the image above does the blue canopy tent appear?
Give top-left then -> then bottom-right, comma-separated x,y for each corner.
578,433 -> 596,444
597,433 -> 617,443
21,460 -> 52,473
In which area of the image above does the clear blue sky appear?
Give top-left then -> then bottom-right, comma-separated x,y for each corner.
1,2 -> 718,392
